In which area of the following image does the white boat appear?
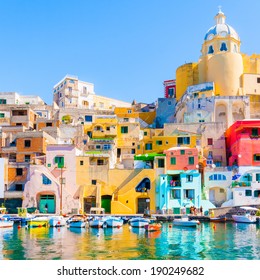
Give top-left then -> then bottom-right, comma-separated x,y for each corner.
232,206 -> 258,224
129,217 -> 150,228
48,216 -> 66,227
173,215 -> 200,227
67,215 -> 87,228
89,217 -> 105,228
104,216 -> 123,228
0,216 -> 14,228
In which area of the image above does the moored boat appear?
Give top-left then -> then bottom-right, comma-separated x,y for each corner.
27,216 -> 49,228
0,216 -> 14,228
67,215 -> 87,228
210,216 -> 227,223
129,217 -> 150,228
232,206 -> 258,224
49,216 -> 66,227
89,217 -> 105,228
144,222 -> 162,232
173,215 -> 200,227
104,216 -> 123,228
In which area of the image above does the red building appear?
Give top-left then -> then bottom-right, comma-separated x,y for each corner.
163,79 -> 176,98
226,120 -> 260,166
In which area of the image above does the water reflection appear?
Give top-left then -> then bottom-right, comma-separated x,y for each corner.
0,222 -> 260,260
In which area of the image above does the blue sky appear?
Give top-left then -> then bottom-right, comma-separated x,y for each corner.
0,0 -> 260,105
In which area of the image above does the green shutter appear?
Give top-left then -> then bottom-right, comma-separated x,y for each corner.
55,156 -> 64,168
188,157 -> 194,165
170,157 -> 176,165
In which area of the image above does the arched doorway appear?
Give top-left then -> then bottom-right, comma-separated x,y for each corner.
38,194 -> 56,213
101,195 -> 112,213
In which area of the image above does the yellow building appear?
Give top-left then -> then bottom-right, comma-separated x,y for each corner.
76,155 -> 156,214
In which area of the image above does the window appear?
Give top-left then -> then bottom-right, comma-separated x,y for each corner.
253,154 -> 260,161
145,143 -> 152,150
208,45 -> 214,54
0,113 -> 5,118
127,110 -> 132,113
55,156 -> 64,168
188,157 -> 194,165
46,122 -> 52,127
144,131 -> 148,136
131,149 -> 135,154
16,168 -> 23,176
168,88 -> 174,98
207,138 -> 213,145
123,118 -> 129,122
209,174 -> 227,181
177,137 -> 190,145
256,173 -> 260,182
85,115 -> 92,122
220,42 -> 227,51
156,140 -> 162,145
137,145 -> 140,149
252,128 -> 258,136
180,150 -> 185,155
121,126 -> 128,134
0,99 -> 7,104
24,140 -> 31,148
170,157 -> 176,165
80,160 -> 84,166
257,77 -> 260,83
42,175 -> 52,185
186,175 -> 193,182
171,189 -> 181,199
15,184 -> 23,191
184,189 -> 194,199
92,180 -> 97,185
97,159 -> 104,165
158,159 -> 165,168
245,190 -> 252,197
96,145 -> 101,149
24,155 -> 30,163
103,144 -> 111,150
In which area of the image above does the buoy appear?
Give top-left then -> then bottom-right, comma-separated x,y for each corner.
117,225 -> 120,229
57,221 -> 60,225
18,225 -> 21,229
169,224 -> 172,228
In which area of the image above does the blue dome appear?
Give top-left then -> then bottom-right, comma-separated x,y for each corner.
204,9 -> 239,41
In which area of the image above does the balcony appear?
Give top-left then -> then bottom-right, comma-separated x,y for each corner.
4,190 -> 23,199
1,146 -> 17,153
232,181 -> 251,187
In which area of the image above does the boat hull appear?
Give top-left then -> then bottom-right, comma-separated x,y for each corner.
173,219 -> 200,227
0,220 -> 14,228
129,218 -> 150,228
144,223 -> 162,232
27,220 -> 49,228
89,220 -> 104,228
68,221 -> 86,228
232,215 -> 256,224
49,217 -> 66,227
210,217 -> 227,223
105,218 -> 123,228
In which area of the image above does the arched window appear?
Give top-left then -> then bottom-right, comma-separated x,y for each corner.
208,45 -> 214,54
135,178 -> 151,192
209,174 -> 227,181
220,42 -> 227,52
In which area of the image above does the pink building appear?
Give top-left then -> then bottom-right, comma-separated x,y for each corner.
164,147 -> 199,171
226,120 -> 260,167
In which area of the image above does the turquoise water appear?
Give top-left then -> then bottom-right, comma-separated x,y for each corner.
0,222 -> 260,260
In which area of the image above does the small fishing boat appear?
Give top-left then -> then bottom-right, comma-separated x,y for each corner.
129,217 -> 150,228
144,222 -> 162,232
27,216 -> 49,228
89,217 -> 105,228
0,216 -> 14,228
67,215 -> 87,228
48,216 -> 66,227
232,206 -> 258,224
104,216 -> 123,228
210,216 -> 227,223
173,215 -> 200,227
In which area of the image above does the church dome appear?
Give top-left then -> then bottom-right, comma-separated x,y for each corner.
204,8 -> 240,41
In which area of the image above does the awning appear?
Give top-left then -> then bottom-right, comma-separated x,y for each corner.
134,153 -> 165,161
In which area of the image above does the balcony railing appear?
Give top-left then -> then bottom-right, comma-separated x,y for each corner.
232,181 -> 251,187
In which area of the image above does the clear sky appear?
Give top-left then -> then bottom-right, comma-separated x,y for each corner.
0,0 -> 260,105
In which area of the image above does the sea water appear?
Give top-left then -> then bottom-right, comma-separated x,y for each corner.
0,222 -> 259,260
